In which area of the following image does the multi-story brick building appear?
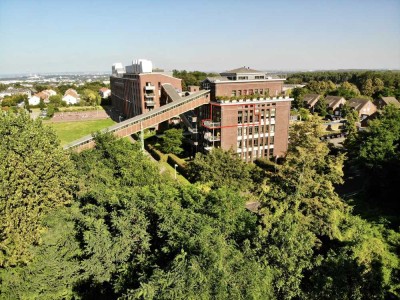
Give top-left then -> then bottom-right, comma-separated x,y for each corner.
110,59 -> 182,119
110,62 -> 291,161
198,67 -> 292,161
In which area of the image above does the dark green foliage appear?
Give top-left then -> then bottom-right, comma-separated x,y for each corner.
167,153 -> 187,175
1,115 -> 399,299
0,93 -> 27,107
160,128 -> 184,155
345,105 -> 400,220
314,96 -> 328,117
173,70 -> 219,91
0,207 -> 81,299
0,112 -> 75,267
187,148 -> 254,191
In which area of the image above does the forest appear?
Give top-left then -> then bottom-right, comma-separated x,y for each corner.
287,70 -> 400,101
0,108 -> 399,299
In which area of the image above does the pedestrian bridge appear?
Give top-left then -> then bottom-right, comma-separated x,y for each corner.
63,89 -> 210,152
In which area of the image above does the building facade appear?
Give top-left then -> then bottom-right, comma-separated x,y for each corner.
198,67 -> 292,161
110,59 -> 182,119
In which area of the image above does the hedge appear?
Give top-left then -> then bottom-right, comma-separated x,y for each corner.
167,154 -> 187,177
146,143 -> 167,162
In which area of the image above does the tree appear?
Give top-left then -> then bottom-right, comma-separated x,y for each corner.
187,148 -> 254,191
81,89 -> 101,106
261,115 -> 347,238
160,128 -> 184,155
361,78 -> 374,97
0,207 -> 82,299
336,81 -> 361,99
0,112 -> 75,267
314,96 -> 328,117
290,87 -> 310,109
49,94 -> 63,108
39,98 -> 45,110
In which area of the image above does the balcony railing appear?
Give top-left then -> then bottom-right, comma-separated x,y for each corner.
204,135 -> 220,142
145,85 -> 155,91
203,120 -> 221,128
145,100 -> 155,106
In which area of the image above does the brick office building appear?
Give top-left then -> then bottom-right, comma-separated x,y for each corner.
198,67 -> 292,161
110,59 -> 182,119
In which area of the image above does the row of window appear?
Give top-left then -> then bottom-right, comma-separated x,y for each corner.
237,136 -> 274,148
237,124 -> 275,135
238,148 -> 274,161
232,88 -> 269,97
237,108 -> 276,124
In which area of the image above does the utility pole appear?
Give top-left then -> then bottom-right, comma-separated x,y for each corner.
140,121 -> 144,152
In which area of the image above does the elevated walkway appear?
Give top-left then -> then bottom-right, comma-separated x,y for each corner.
64,89 -> 210,152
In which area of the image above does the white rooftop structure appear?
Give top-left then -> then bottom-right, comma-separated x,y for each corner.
112,63 -> 126,77
125,59 -> 153,74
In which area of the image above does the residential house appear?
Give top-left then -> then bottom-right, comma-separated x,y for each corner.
28,95 -> 41,106
374,96 -> 400,109
34,89 -> 57,103
62,89 -> 80,105
302,94 -> 321,112
99,87 -> 111,98
347,98 -> 377,119
0,87 -> 32,99
325,96 -> 346,117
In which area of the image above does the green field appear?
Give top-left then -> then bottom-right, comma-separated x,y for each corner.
45,119 -> 116,146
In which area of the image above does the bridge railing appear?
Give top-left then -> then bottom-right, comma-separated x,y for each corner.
64,90 -> 210,150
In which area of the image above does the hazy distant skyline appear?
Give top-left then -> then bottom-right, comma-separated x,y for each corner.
0,0 -> 399,74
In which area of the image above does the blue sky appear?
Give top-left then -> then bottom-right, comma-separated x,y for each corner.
0,0 -> 399,74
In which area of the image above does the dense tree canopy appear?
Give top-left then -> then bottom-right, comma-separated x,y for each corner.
172,70 -> 219,91
1,112 -> 399,299
160,128 -> 184,155
0,112 -> 75,267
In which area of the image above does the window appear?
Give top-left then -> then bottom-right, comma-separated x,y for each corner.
255,89 -> 258,94
238,90 -> 242,96
249,127 -> 253,135
238,127 -> 242,135
238,76 -> 248,80
232,90 -> 236,96
238,112 -> 243,124
249,89 -> 253,95
270,136 -> 274,144
259,89 -> 263,95
255,76 -> 264,79
243,90 -> 247,95
254,127 -> 259,134
254,139 -> 258,146
270,108 -> 276,118
270,125 -> 275,133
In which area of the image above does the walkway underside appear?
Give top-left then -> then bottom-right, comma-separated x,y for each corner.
64,89 -> 210,152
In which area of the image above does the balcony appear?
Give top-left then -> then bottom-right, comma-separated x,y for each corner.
145,85 -> 155,91
204,135 -> 220,142
203,120 -> 221,128
188,127 -> 198,133
145,100 -> 155,106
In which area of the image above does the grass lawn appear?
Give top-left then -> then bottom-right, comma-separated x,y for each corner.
44,119 -> 116,146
